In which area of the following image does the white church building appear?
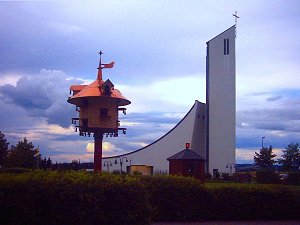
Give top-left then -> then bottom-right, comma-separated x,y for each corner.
103,25 -> 236,176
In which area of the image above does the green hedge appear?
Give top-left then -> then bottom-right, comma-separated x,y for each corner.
208,185 -> 299,220
142,175 -> 213,222
0,171 -> 151,225
286,172 -> 300,185
1,171 -> 300,224
256,170 -> 280,184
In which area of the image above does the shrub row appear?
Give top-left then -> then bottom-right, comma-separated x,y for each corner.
256,171 -> 300,185
1,171 -> 300,224
0,171 -> 151,225
286,172 -> 300,185
207,185 -> 300,220
256,170 -> 280,184
146,176 -> 300,222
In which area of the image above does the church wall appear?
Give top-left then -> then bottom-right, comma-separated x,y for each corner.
191,102 -> 206,159
206,26 -> 236,175
103,100 -> 205,173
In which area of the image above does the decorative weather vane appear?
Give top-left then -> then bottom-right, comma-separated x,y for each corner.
232,11 -> 239,38
97,51 -> 115,80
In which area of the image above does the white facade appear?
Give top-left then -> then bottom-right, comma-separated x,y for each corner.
103,101 -> 206,173
206,25 -> 236,174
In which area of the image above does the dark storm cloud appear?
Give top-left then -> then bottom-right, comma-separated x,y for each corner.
119,111 -> 183,143
237,101 -> 300,133
0,70 -> 82,127
124,112 -> 182,125
0,80 -> 52,111
236,92 -> 300,152
266,95 -> 282,102
98,111 -> 182,155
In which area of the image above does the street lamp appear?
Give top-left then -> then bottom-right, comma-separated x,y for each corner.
103,161 -> 112,172
261,136 -> 265,149
114,157 -> 128,173
226,163 -> 235,176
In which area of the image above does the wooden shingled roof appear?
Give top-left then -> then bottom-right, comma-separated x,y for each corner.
167,148 -> 204,161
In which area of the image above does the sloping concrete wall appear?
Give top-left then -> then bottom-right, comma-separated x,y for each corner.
103,100 -> 206,173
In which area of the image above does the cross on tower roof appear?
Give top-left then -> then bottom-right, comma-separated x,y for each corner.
233,11 -> 239,25
233,11 -> 239,38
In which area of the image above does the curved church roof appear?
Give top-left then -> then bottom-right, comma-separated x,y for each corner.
104,100 -> 206,159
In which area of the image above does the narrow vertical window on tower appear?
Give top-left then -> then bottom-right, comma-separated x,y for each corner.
224,38 -> 229,55
227,38 -> 229,55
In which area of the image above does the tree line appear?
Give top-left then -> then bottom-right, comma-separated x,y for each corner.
0,131 -> 95,171
1,129 -> 299,172
254,143 -> 300,172
0,130 -> 52,169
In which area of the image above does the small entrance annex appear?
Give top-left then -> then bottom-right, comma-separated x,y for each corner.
167,143 -> 205,182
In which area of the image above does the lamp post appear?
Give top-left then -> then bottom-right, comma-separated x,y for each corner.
103,161 -> 112,172
115,157 -> 128,173
226,163 -> 235,176
262,136 -> 266,149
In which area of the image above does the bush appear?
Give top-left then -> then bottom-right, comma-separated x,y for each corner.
233,173 -> 253,183
256,170 -> 280,184
142,175 -> 212,222
132,170 -> 142,176
205,172 -> 212,179
0,171 -> 150,225
208,185 -> 300,220
1,171 -> 300,224
1,167 -> 32,174
286,172 -> 300,185
221,173 -> 230,181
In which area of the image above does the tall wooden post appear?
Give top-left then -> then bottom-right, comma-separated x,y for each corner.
94,131 -> 103,172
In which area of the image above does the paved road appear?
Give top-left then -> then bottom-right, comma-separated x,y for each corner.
153,221 -> 300,225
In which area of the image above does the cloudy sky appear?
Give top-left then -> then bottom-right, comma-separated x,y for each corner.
1,1 -> 300,164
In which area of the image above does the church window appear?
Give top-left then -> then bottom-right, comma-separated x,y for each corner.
227,39 -> 229,55
224,38 -> 229,55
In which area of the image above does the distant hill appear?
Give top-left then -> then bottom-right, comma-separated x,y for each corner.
235,164 -> 283,172
235,164 -> 259,172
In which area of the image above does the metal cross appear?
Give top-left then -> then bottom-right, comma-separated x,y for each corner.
233,11 -> 239,25
98,50 -> 103,66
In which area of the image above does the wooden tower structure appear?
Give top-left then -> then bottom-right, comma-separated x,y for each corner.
67,51 -> 131,172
